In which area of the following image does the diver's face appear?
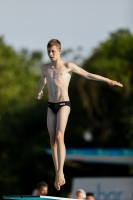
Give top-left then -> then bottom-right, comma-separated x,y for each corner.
47,45 -> 61,61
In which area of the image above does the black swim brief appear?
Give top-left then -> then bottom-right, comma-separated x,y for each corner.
48,101 -> 71,114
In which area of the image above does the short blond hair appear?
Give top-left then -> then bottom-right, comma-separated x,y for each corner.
47,39 -> 61,50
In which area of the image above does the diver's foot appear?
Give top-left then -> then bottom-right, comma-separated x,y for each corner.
54,179 -> 60,191
57,173 -> 66,186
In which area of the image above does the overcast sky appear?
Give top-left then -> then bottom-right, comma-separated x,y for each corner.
0,0 -> 133,61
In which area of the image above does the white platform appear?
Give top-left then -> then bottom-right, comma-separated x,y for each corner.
3,196 -> 76,200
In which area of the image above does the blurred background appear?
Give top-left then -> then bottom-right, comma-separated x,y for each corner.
0,0 -> 133,200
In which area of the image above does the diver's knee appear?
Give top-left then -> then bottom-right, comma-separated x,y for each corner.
50,135 -> 56,145
56,131 -> 64,142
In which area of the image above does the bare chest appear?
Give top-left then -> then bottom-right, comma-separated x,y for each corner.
45,67 -> 71,81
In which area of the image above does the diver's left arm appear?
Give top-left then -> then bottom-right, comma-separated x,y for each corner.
69,62 -> 123,87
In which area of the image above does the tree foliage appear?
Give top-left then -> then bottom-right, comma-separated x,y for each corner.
73,29 -> 133,148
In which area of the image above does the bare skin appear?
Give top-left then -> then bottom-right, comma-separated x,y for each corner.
36,45 -> 123,190
86,196 -> 95,200
36,186 -> 48,196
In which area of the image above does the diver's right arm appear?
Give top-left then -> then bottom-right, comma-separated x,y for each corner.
36,74 -> 47,100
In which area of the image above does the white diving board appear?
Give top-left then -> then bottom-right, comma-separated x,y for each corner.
3,196 -> 77,200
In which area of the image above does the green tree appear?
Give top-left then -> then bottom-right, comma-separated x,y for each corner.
0,36 -> 53,197
70,29 -> 133,148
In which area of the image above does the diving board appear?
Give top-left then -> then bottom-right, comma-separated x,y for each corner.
3,196 -> 77,200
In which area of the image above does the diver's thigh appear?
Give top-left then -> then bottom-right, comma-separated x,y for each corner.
47,108 -> 56,136
56,106 -> 70,133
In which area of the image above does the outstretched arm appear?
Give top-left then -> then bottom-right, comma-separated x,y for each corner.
69,62 -> 123,87
36,73 -> 47,100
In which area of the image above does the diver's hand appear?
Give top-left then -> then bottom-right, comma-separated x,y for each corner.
35,91 -> 43,99
108,80 -> 123,87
